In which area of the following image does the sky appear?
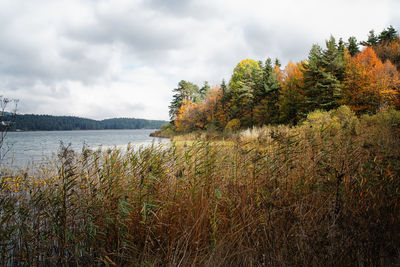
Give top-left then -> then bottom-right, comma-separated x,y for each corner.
0,0 -> 399,121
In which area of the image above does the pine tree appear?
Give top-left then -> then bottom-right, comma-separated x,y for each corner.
199,81 -> 211,100
360,30 -> 379,46
301,37 -> 345,114
253,58 -> 281,125
379,25 -> 398,44
347,36 -> 360,56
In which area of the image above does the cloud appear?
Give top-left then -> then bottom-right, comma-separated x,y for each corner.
0,0 -> 398,120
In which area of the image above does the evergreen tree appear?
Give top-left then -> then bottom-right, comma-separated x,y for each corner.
199,81 -> 211,99
347,36 -> 360,56
253,58 -> 281,124
220,79 -> 227,95
360,30 -> 379,46
301,37 -> 345,114
379,25 -> 397,43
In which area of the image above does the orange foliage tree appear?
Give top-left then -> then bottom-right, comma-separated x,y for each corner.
174,86 -> 229,132
343,47 -> 400,113
278,61 -> 306,124
174,99 -> 206,132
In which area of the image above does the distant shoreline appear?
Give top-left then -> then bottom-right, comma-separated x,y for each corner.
11,128 -> 161,133
2,114 -> 167,132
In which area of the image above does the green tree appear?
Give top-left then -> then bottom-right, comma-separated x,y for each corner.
379,25 -> 398,43
199,81 -> 211,100
228,59 -> 261,127
253,58 -> 281,125
347,36 -> 360,56
360,30 -> 379,47
301,36 -> 345,114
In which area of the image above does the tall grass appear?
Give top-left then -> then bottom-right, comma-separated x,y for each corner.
1,106 -> 400,266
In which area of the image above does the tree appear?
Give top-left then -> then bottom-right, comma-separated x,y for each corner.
0,96 -> 18,167
379,25 -> 398,44
174,99 -> 206,132
253,58 -> 281,125
343,47 -> 400,113
301,37 -> 345,114
278,62 -> 305,124
168,80 -> 200,121
347,36 -> 360,56
199,81 -> 211,100
374,38 -> 400,71
203,86 -> 224,129
360,30 -> 379,47
228,59 -> 261,127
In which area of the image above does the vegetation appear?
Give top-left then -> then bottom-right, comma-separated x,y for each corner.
165,26 -> 400,136
1,26 -> 400,265
3,114 -> 166,131
1,107 -> 399,265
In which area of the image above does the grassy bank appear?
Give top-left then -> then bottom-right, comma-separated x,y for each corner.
1,106 -> 400,266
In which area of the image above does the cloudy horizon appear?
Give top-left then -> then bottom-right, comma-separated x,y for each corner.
1,0 -> 399,120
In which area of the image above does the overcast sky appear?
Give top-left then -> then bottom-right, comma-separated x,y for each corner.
1,0 -> 399,120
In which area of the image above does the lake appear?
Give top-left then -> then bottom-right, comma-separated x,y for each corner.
1,129 -> 169,168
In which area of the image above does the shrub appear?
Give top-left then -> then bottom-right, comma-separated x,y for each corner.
224,118 -> 241,132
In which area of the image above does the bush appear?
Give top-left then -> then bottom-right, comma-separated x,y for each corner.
224,118 -> 241,132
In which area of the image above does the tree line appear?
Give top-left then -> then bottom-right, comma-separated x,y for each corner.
3,114 -> 166,131
168,26 -> 400,132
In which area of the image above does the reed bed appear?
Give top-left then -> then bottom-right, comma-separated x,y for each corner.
1,106 -> 400,266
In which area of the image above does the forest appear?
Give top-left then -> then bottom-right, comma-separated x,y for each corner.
3,114 -> 166,131
166,26 -> 400,133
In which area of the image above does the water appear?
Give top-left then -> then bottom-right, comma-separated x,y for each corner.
1,129 -> 169,168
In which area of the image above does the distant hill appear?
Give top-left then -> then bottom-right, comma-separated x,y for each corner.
3,114 -> 167,131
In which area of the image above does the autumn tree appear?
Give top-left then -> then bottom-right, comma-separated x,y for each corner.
374,38 -> 400,71
174,99 -> 206,132
278,62 -> 305,124
203,86 -> 225,130
360,26 -> 400,70
343,47 -> 400,113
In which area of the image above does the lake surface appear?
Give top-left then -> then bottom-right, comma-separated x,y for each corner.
1,129 -> 169,168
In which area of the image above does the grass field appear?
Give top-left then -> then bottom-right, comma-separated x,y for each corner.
1,106 -> 400,266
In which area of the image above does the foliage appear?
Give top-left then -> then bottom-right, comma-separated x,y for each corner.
168,27 -> 400,135
253,59 -> 281,125
228,59 -> 261,127
224,118 -> 241,132
347,36 -> 360,56
301,36 -> 345,114
343,47 -> 400,113
168,80 -> 201,121
278,61 -> 305,124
